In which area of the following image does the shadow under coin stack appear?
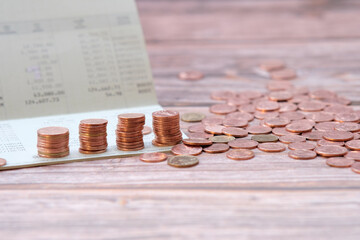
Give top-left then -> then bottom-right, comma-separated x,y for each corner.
79,119 -> 108,154
116,113 -> 145,151
37,127 -> 70,158
152,110 -> 183,146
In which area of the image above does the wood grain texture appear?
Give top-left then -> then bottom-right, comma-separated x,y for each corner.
1,0 -> 360,239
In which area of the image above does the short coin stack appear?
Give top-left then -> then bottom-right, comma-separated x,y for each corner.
37,127 -> 70,158
152,110 -> 183,146
79,119 -> 108,154
116,113 -> 145,151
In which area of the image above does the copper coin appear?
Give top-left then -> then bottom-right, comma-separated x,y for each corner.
226,97 -> 250,106
334,113 -> 359,122
0,158 -> 6,167
270,68 -> 297,80
37,126 -> 69,137
279,135 -> 306,144
203,143 -> 230,153
291,119 -> 316,127
209,135 -> 235,143
80,118 -> 108,126
222,127 -> 248,138
306,112 -> 334,122
335,122 -> 360,132
204,124 -> 224,135
167,155 -> 199,168
178,70 -> 204,81
188,123 -> 206,133
354,133 -> 360,140
247,125 -> 272,135
345,151 -> 360,161
226,149 -> 255,160
181,112 -> 206,122
324,105 -> 353,114
264,117 -> 290,128
202,117 -> 224,125
266,80 -> 293,91
326,157 -> 354,168
142,126 -> 152,135
140,152 -> 168,163
258,143 -> 286,152
288,150 -> 317,160
268,91 -> 293,102
286,123 -> 313,133
280,111 -> 305,121
302,131 -> 324,141
210,104 -> 237,115
251,134 -> 279,143
239,91 -> 263,100
351,162 -> 360,174
183,138 -> 212,146
222,118 -> 248,127
288,142 -> 316,150
317,139 -> 344,146
238,104 -> 256,113
171,144 -> 202,156
259,59 -> 285,72
289,95 -> 310,104
345,140 -> 360,151
226,112 -> 254,122
272,127 -> 298,136
278,102 -> 297,112
119,113 -> 145,120
315,145 -> 348,157
211,90 -> 235,100
298,101 -> 326,112
290,86 -> 309,95
187,132 -> 213,139
254,111 -> 279,120
310,90 -> 337,100
314,122 -> 339,131
152,110 -> 178,118
322,130 -> 354,142
228,139 -> 258,149
256,100 -> 280,112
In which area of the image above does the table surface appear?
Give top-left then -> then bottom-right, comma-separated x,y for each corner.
2,0 -> 360,239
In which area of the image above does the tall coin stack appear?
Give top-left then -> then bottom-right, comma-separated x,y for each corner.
116,113 -> 145,151
152,110 -> 183,146
37,127 -> 70,158
79,119 -> 108,154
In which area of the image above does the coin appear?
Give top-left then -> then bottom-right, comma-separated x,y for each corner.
278,102 -> 297,112
251,134 -> 279,143
188,124 -> 206,133
302,131 -> 323,141
239,91 -> 263,100
306,112 -> 334,122
315,145 -> 348,157
351,162 -> 360,174
268,91 -> 293,102
210,104 -> 237,115
142,126 -> 152,135
345,140 -> 360,151
288,150 -> 317,160
226,112 -> 254,122
317,139 -> 344,146
171,144 -> 202,156
279,135 -> 306,144
314,122 -> 338,131
37,126 -> 70,158
228,139 -> 258,149
335,122 -> 360,132
183,138 -> 212,146
187,132 -> 213,139
211,91 -> 235,100
310,90 -> 337,100
291,119 -> 316,127
286,123 -> 313,133
259,59 -> 286,72
334,113 -> 359,122
288,142 -> 316,150
0,158 -> 6,167
254,111 -> 279,120
270,68 -> 297,80
202,117 -> 224,125
298,101 -> 326,112
345,151 -> 360,161
247,125 -> 272,135
267,80 -> 293,91
322,130 -> 354,142
203,143 -> 230,153
178,70 -> 204,81
226,149 -> 255,160
140,152 -> 168,163
153,110 -> 182,146
324,105 -> 353,114
210,135 -> 235,143
167,155 -> 199,168
280,111 -> 305,121
256,100 -> 280,112
204,124 -> 224,135
264,117 -> 290,128
226,97 -> 250,106
258,142 -> 286,152
181,112 -> 206,122
238,104 -> 256,113
222,127 -> 248,138
326,157 -> 354,168
222,118 -> 248,127
272,127 -> 298,136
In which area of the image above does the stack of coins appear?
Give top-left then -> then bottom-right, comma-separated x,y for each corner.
79,119 -> 108,154
116,113 -> 145,151
152,110 -> 183,146
37,127 -> 70,158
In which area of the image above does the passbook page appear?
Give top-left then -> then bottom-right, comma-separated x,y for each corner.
0,0 -> 176,170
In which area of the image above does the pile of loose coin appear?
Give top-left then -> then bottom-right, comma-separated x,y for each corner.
152,110 -> 183,146
79,119 -> 108,154
116,113 -> 145,151
37,127 -> 70,158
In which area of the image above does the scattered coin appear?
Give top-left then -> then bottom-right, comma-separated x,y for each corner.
280,111 -> 305,121
254,111 -> 279,120
335,122 -> 360,132
288,142 -> 316,150
298,101 -> 326,112
351,162 -> 360,174
322,130 -> 354,142
345,151 -> 360,161
286,123 -> 313,133
264,117 -> 290,127
273,127 -> 298,136
178,70 -> 204,81
203,143 -> 230,153
256,100 -> 280,112
183,138 -> 213,146
278,102 -> 297,112
228,139 -> 258,149
268,91 -> 293,102
270,68 -> 297,80
211,90 -> 235,100
251,134 -> 279,143
181,112 -> 206,122
142,126 -> 152,135
334,113 -> 359,123
210,104 -> 237,115
247,125 -> 272,135
288,150 -> 317,160
307,112 -> 334,122
317,139 -> 344,146
210,135 -> 235,143
204,124 -> 224,135
239,91 -> 263,100
202,117 -> 224,125
226,97 -> 250,106
238,104 -> 256,113
222,127 -> 248,138
188,123 -> 206,133
258,142 -> 286,152
140,152 -> 168,163
0,158 -> 6,167
291,119 -> 316,127
345,140 -> 360,151
267,80 -> 293,91
315,145 -> 348,157
302,131 -> 324,141
259,59 -> 286,72
222,118 -> 248,128
186,132 -> 213,139
167,155 -> 199,168
226,112 -> 254,122
226,149 -> 255,160
171,144 -> 202,156
326,157 -> 354,168
310,90 -> 337,100
279,135 -> 306,144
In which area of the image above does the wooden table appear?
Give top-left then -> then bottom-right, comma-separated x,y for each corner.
1,1 -> 360,239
